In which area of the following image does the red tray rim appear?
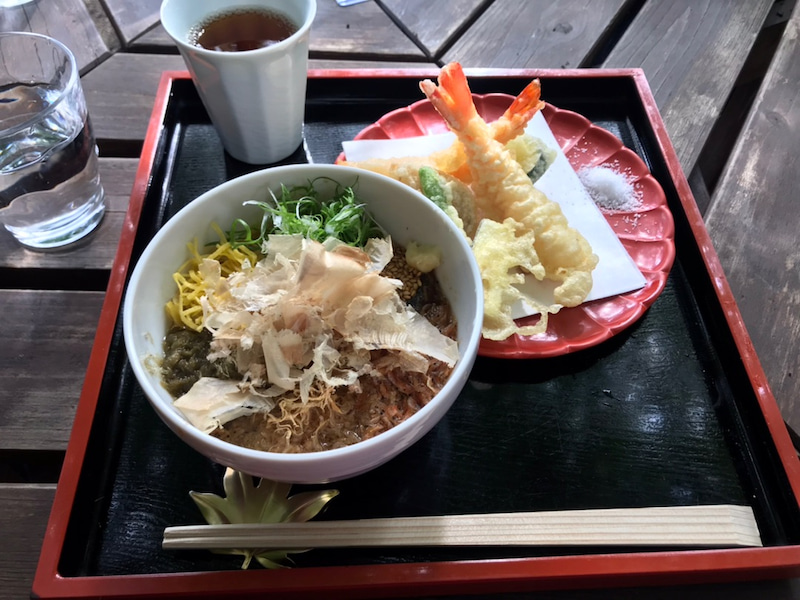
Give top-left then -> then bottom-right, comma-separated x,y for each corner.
32,68 -> 800,599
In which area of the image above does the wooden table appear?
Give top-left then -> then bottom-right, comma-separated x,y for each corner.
2,0 -> 799,598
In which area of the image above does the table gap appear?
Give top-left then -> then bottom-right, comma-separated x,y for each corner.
581,0 -> 648,67
98,139 -> 145,160
0,267 -> 109,292
0,450 -> 64,484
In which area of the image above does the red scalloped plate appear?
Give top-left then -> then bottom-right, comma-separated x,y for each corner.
346,95 -> 675,359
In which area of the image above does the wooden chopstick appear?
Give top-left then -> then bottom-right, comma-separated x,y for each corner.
163,505 -> 762,550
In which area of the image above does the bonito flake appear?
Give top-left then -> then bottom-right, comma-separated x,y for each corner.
176,235 -> 459,432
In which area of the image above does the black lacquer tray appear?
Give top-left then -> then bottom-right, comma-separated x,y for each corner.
33,69 -> 800,599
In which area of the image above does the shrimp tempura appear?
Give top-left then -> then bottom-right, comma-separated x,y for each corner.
420,63 -> 598,309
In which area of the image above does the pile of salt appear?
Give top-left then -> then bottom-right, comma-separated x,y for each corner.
578,166 -> 640,212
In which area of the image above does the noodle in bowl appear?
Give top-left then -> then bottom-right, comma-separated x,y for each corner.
123,164 -> 483,483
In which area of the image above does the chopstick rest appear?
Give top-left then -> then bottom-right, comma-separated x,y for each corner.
163,504 -> 762,550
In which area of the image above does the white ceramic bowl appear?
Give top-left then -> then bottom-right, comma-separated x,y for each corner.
123,164 -> 483,483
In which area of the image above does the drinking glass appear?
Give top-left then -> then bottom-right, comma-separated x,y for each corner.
0,32 -> 105,249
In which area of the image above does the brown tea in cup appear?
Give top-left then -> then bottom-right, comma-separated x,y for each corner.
189,8 -> 297,52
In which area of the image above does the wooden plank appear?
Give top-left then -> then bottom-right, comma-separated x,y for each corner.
125,22 -> 175,50
82,53 -> 187,145
692,14 -> 788,208
0,158 -> 137,270
101,0 -> 161,45
308,0 -> 421,59
380,0 -> 490,58
0,484 -> 56,600
602,0 -> 773,174
81,53 -> 434,147
128,0 -> 424,59
441,0 -> 630,68
0,0 -> 120,73
0,290 -> 104,451
704,6 -> 800,432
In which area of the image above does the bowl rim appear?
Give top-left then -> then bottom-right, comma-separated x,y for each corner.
122,163 -> 483,469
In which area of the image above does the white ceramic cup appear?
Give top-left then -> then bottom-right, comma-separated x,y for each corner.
160,0 -> 316,164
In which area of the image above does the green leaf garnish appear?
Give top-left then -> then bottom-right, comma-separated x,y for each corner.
189,468 -> 339,569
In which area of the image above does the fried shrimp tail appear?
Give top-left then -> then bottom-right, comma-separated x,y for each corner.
490,78 -> 546,144
420,62 -> 598,309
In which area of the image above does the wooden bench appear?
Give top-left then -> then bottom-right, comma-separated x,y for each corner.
704,2 -> 800,429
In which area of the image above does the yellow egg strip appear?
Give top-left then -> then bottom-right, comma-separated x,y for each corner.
165,236 -> 260,331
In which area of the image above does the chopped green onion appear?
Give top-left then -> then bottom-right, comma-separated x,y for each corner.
226,177 -> 384,250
